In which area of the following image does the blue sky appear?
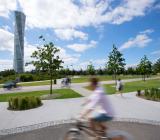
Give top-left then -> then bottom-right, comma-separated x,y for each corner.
0,0 -> 160,71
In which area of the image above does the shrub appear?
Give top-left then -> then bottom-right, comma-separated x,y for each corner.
8,96 -> 42,110
144,88 -> 160,101
20,74 -> 34,82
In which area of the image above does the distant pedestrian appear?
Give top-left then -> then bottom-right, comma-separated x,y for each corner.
116,78 -> 123,97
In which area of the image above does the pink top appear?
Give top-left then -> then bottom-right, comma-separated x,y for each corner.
87,86 -> 115,117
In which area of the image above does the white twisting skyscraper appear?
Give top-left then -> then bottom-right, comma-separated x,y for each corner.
14,11 -> 26,73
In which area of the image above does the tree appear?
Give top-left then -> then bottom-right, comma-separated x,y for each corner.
153,58 -> 160,74
106,44 -> 126,83
137,55 -> 152,81
126,67 -> 136,75
0,69 -> 15,77
87,62 -> 95,75
97,67 -> 104,75
27,36 -> 63,94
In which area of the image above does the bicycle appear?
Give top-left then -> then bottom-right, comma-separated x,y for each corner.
64,119 -> 133,140
61,79 -> 71,88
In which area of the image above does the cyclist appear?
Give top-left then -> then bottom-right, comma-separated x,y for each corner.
80,77 -> 115,137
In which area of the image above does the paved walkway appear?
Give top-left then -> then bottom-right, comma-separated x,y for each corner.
0,77 -> 159,94
0,77 -> 160,134
0,92 -> 160,131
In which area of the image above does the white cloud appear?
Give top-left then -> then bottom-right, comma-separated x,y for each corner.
101,0 -> 155,24
119,29 -> 153,51
0,28 -> 81,71
0,0 -> 155,42
54,28 -> 88,40
0,28 -> 14,52
0,59 -> 13,71
16,0 -> 154,29
0,0 -> 17,18
74,58 -> 106,70
67,40 -> 97,52
125,64 -> 137,69
2,25 -> 11,31
151,50 -> 160,55
140,29 -> 154,34
57,47 -> 80,65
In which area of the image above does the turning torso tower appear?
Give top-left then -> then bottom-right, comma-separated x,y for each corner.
14,11 -> 26,73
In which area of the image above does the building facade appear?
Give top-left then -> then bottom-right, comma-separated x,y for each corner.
14,11 -> 26,73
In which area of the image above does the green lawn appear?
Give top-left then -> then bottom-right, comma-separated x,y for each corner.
71,75 -> 154,83
103,79 -> 160,95
20,80 -> 50,86
0,89 -> 82,102
0,75 -> 157,87
0,80 -> 51,88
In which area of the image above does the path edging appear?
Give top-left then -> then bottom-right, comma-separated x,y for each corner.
0,118 -> 160,136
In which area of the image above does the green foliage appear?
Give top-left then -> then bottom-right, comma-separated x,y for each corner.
96,67 -> 104,75
26,36 -> 63,94
0,69 -> 15,77
125,67 -> 137,75
87,62 -> 95,75
144,88 -> 160,101
137,55 -> 152,81
8,96 -> 42,110
106,44 -> 126,80
153,58 -> 160,74
20,74 -> 34,82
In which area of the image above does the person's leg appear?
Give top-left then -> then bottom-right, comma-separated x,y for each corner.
89,118 -> 96,132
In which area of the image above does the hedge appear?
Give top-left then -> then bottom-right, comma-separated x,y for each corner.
8,96 -> 42,110
144,88 -> 160,101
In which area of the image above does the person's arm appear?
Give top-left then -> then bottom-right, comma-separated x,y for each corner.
81,99 -> 90,106
80,109 -> 93,119
80,93 -> 100,119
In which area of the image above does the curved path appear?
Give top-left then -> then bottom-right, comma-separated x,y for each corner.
0,77 -> 160,139
0,92 -> 160,133
0,121 -> 160,140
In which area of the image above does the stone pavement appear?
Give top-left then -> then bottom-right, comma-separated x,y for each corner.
0,77 -> 160,137
0,92 -> 160,132
1,121 -> 160,140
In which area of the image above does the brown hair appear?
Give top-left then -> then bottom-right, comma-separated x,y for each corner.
90,77 -> 99,86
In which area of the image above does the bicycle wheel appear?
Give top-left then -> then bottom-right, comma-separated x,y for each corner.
107,130 -> 133,140
64,130 -> 83,140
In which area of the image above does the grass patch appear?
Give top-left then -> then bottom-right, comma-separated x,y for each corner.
20,80 -> 50,86
104,79 -> 160,94
0,89 -> 82,102
85,79 -> 160,95
72,75 -> 150,83
0,75 -> 158,87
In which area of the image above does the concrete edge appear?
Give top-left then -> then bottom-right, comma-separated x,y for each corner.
0,118 -> 160,136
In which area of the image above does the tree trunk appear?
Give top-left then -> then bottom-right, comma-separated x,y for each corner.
50,70 -> 53,94
144,74 -> 146,81
114,70 -> 117,85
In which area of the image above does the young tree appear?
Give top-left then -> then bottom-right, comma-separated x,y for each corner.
106,44 -> 126,83
27,36 -> 63,94
87,62 -> 95,75
137,55 -> 152,81
153,58 -> 160,74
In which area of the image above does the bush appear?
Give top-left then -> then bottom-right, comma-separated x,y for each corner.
8,96 -> 42,110
144,88 -> 160,101
20,74 -> 34,82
